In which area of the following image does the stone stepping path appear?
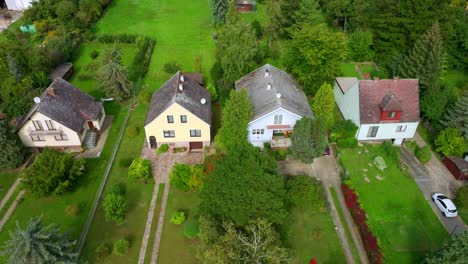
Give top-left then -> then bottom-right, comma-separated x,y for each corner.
138,184 -> 161,264
0,178 -> 22,213
0,190 -> 25,232
150,184 -> 170,264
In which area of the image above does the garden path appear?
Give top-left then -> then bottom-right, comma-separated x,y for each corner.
0,190 -> 25,231
150,184 -> 170,264
138,184 -> 160,264
0,177 -> 21,214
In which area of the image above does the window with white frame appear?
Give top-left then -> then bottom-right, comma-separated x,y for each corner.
190,129 -> 201,137
274,114 -> 283,124
396,125 -> 407,132
31,135 -> 45,141
32,120 -> 43,131
252,129 -> 265,135
163,130 -> 175,138
54,134 -> 68,141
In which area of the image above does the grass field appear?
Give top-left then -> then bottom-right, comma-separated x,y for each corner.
340,63 -> 361,78
0,171 -> 17,200
340,144 -> 447,263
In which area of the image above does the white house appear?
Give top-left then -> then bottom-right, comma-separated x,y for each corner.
235,64 -> 313,148
334,77 -> 420,145
3,0 -> 36,10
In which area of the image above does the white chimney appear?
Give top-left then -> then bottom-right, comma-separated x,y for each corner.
265,69 -> 270,78
178,83 -> 183,91
267,83 -> 272,90
33,97 -> 41,104
276,93 -> 281,99
180,75 -> 184,82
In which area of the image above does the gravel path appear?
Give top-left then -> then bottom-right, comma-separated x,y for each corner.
138,184 -> 161,264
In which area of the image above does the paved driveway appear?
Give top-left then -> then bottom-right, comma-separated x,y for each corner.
400,135 -> 466,235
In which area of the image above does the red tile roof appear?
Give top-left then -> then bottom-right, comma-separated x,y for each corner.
359,79 -> 420,124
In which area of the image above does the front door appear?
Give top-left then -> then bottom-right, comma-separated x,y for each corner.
88,121 -> 95,129
189,141 -> 203,150
149,136 -> 157,149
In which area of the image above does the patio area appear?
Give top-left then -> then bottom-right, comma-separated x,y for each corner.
271,137 -> 291,148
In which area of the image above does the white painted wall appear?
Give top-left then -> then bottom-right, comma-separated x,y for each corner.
18,112 -> 82,148
5,0 -> 35,10
248,108 -> 302,147
334,80 -> 360,126
357,122 -> 419,144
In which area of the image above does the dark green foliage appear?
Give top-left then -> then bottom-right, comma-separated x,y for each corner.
251,19 -> 263,39
169,163 -> 192,191
103,184 -> 126,223
95,243 -> 111,262
91,50 -> 99,59
289,117 -> 327,163
400,22 -> 444,94
285,176 -> 324,210
113,239 -> 129,256
440,93 -> 468,140
118,158 -> 133,168
435,128 -> 466,157
215,89 -> 253,151
317,0 -> 353,32
99,45 -> 133,100
424,231 -> 468,263
78,0 -> 102,24
163,61 -> 181,74
21,148 -> 85,197
415,146 -> 431,164
129,36 -> 155,81
157,144 -> 169,154
312,83 -> 336,129
137,90 -> 152,103
206,83 -> 218,101
348,31 -> 374,61
184,217 -> 200,239
379,141 -> 400,165
97,34 -> 140,43
0,121 -> 26,169
198,214 -> 221,244
337,138 -> 358,148
212,0 -> 229,25
330,120 -> 358,147
188,164 -> 207,191
200,144 -> 286,226
128,158 -> 152,180
284,24 -> 348,95
274,149 -> 287,161
455,185 -> 468,209
420,87 -> 450,122
55,0 -> 78,22
125,126 -> 139,137
0,217 -> 78,263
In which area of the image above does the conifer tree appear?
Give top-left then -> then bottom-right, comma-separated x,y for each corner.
212,0 -> 229,25
99,46 -> 132,100
289,117 -> 327,163
312,83 -> 336,130
400,22 -> 444,92
440,93 -> 468,140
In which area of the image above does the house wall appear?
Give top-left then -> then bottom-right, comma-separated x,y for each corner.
144,103 -> 211,148
248,108 -> 302,147
18,112 -> 82,148
356,122 -> 419,144
83,106 -> 106,131
5,0 -> 35,10
334,80 -> 360,126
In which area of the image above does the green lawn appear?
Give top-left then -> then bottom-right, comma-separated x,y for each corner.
340,63 -> 361,78
238,3 -> 268,25
340,144 -> 448,263
158,189 -> 201,264
443,69 -> 468,89
0,171 -> 18,200
143,184 -> 165,263
286,188 -> 346,264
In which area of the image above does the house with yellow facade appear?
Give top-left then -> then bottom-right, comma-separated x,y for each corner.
144,72 -> 211,151
17,78 -> 106,151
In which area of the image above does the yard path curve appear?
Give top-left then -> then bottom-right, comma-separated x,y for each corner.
150,183 -> 170,264
0,190 -> 25,232
138,183 -> 161,264
0,178 -> 22,214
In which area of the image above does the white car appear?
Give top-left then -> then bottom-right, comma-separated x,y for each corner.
431,193 -> 458,218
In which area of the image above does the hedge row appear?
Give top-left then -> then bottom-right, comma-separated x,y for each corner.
342,183 -> 383,264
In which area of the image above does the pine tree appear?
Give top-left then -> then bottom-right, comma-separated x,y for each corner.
212,0 -> 229,25
440,93 -> 468,140
400,22 -> 444,92
99,46 -> 132,100
289,117 -> 327,163
312,83 -> 336,130
1,217 -> 78,264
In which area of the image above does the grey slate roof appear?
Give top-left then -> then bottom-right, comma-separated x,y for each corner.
235,64 -> 313,121
18,78 -> 103,133
145,72 -> 212,126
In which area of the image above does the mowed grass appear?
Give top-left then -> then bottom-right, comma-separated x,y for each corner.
340,63 -> 361,78
158,188 -> 201,264
286,188 -> 346,264
0,171 -> 18,200
340,144 -> 447,263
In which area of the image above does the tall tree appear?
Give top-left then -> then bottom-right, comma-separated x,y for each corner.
99,46 -> 132,100
440,93 -> 468,140
216,21 -> 258,85
284,24 -> 348,95
424,231 -> 468,263
435,128 -> 467,157
215,89 -> 253,151
200,144 -> 286,226
289,117 -> 327,163
400,22 -> 444,93
77,0 -> 102,24
212,0 -> 229,25
312,83 -> 336,130
0,217 -> 78,264
0,120 -> 26,169
317,0 -> 353,32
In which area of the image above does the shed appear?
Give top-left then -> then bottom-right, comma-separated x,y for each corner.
442,156 -> 468,181
49,63 -> 74,81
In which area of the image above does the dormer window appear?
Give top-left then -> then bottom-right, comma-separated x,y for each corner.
380,91 -> 403,122
387,112 -> 396,118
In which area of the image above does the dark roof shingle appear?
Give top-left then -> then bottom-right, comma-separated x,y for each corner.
145,72 -> 211,126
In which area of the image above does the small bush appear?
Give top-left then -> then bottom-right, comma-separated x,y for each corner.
113,239 -> 129,256
95,243 -> 110,262
157,144 -> 169,155
125,126 -> 139,137
405,140 -> 418,153
169,163 -> 192,191
170,211 -> 185,225
138,90 -> 152,104
163,61 -> 181,74
274,149 -> 287,161
128,158 -> 152,180
103,186 -> 126,223
337,137 -> 358,148
65,204 -> 80,216
251,19 -> 263,39
286,176 -> 324,210
184,217 -> 200,239
119,158 -> 133,168
188,164 -> 207,191
90,50 -> 99,59
415,146 -> 431,164
455,185 -> 468,209
77,73 -> 94,81
380,141 -> 399,164
330,120 -> 358,147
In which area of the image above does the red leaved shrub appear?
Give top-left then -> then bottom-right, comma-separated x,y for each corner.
342,184 -> 383,264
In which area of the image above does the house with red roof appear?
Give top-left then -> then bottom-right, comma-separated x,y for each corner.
334,77 -> 420,145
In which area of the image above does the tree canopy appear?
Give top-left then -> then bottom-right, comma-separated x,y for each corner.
0,121 -> 26,169
424,231 -> 468,264
99,45 -> 133,100
289,117 -> 327,163
312,83 -> 336,129
440,93 -> 468,140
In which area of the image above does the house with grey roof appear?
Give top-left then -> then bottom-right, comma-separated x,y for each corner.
144,72 -> 211,151
235,64 -> 313,148
17,78 -> 106,151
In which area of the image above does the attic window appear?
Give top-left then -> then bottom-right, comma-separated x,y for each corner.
265,69 -> 270,78
387,112 -> 396,118
267,83 -> 272,90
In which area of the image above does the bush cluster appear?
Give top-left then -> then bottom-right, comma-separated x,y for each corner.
169,163 -> 207,192
113,239 -> 129,256
103,184 -> 126,223
95,243 -> 111,262
163,61 -> 181,74
157,144 -> 169,155
170,211 -> 185,225
330,120 -> 358,148
184,217 -> 200,239
128,158 -> 152,181
342,184 -> 382,263
455,185 -> 468,209
380,141 -> 400,165
415,146 -> 432,164
285,176 -> 324,210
